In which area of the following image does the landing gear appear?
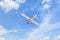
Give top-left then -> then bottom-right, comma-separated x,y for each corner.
27,22 -> 32,24
27,22 -> 29,24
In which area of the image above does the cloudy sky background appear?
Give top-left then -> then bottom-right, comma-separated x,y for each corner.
0,0 -> 60,40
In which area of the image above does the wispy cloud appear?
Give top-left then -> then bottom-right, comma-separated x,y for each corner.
42,3 -> 51,9
41,0 -> 52,10
26,13 -> 52,40
42,36 -> 50,40
0,25 -> 24,40
26,12 -> 60,40
0,38 -> 5,40
42,0 -> 52,4
0,25 -> 20,35
0,0 -> 26,12
55,35 -> 60,40
16,0 -> 26,3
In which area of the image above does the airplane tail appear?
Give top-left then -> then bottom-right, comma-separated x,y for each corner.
32,14 -> 38,20
33,15 -> 38,19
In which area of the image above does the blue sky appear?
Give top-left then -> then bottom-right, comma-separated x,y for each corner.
0,0 -> 60,40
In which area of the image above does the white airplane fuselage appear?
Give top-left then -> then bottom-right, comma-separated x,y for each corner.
27,18 -> 35,24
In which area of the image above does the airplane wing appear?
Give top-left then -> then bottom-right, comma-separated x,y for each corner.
32,20 -> 39,25
21,13 -> 39,25
21,13 -> 30,19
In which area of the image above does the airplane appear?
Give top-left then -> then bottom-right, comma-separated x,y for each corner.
21,13 -> 39,25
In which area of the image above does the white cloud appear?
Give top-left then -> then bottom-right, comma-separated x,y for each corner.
55,0 -> 60,4
42,3 -> 51,9
0,0 -> 26,12
0,25 -> 8,35
16,0 -> 26,3
55,35 -> 60,40
0,25 -> 19,35
42,0 -> 51,4
43,36 -> 50,40
0,38 -> 5,40
41,0 -> 52,10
